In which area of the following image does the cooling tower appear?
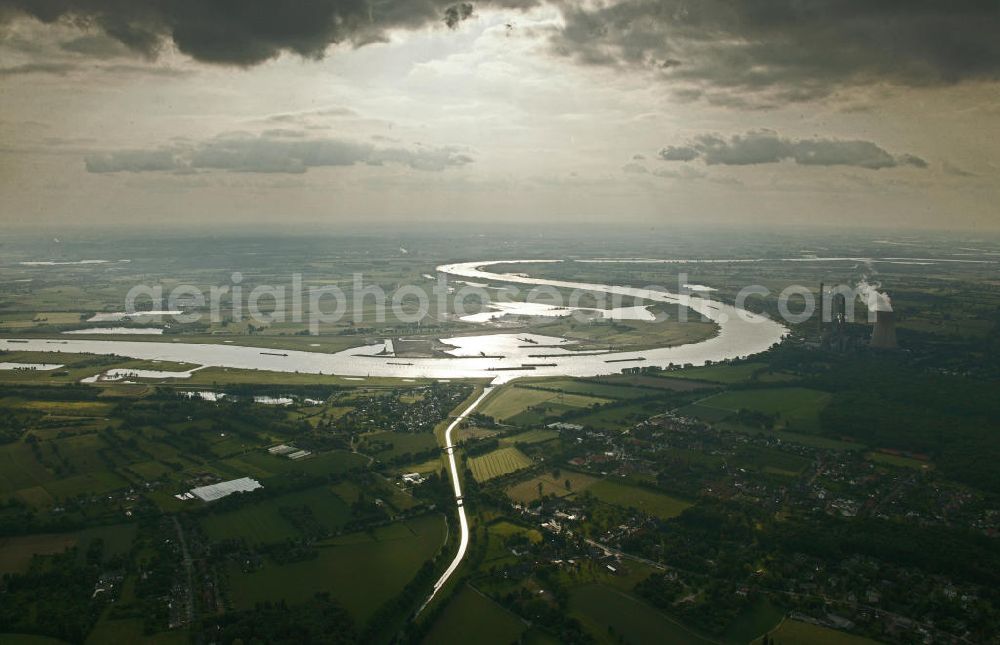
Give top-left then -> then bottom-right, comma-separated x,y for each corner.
870,309 -> 897,349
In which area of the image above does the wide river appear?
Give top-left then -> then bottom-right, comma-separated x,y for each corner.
0,260 -> 787,383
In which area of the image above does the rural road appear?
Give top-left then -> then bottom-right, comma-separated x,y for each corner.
418,385 -> 495,613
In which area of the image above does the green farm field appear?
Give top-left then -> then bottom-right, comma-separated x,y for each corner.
563,400 -> 664,432
500,429 -> 559,446
519,378 -> 650,400
676,402 -> 734,422
226,513 -> 446,622
0,523 -> 135,576
722,598 -> 785,643
479,386 -> 608,422
752,619 -> 882,645
661,362 -> 767,384
487,520 -> 544,543
506,471 -> 599,503
483,520 -> 545,563
468,447 -> 534,482
866,451 -> 932,469
422,584 -> 528,645
398,456 -> 446,477
719,422 -> 864,451
360,430 -> 439,459
695,387 -> 832,433
568,585 -> 716,645
587,479 -> 692,519
0,534 -> 77,575
734,445 -> 813,477
202,485 -> 353,544
213,449 -> 367,482
0,437 -> 130,503
0,442 -> 56,494
594,373 -> 715,392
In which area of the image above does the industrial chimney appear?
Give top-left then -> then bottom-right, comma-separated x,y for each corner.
870,309 -> 897,349
832,292 -> 847,330
817,282 -> 824,337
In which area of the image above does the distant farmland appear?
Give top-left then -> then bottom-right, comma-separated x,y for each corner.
693,387 -> 832,433
479,385 -> 609,423
752,618 -> 881,645
506,470 -> 599,503
468,447 -> 533,482
569,584 -> 716,645
226,513 -> 446,623
500,429 -> 559,446
661,362 -> 767,384
588,479 -> 692,519
202,485 -> 352,544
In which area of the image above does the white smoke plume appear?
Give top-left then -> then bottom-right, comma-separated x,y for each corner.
856,276 -> 892,313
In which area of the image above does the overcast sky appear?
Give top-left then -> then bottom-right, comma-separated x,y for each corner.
1,1 -> 998,232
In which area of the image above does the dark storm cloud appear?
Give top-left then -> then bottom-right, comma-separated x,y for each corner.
658,131 -> 927,170
84,132 -> 474,174
6,1 -> 997,104
551,0 -> 1000,101
444,3 -> 474,29
0,0 -> 537,65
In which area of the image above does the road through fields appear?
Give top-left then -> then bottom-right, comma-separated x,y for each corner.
418,385 -> 495,613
